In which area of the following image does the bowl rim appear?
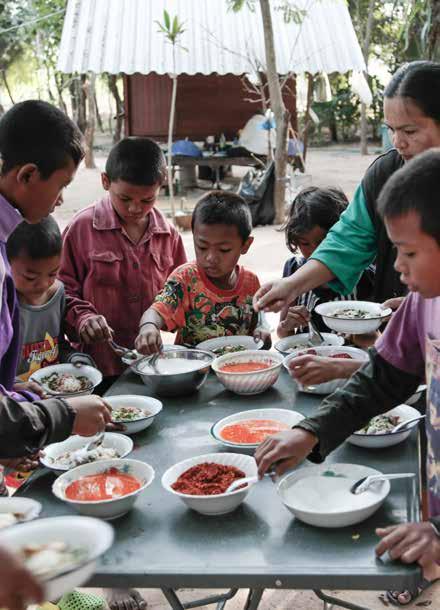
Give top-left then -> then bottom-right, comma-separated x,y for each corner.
52,458 -> 155,505
196,335 -> 264,352
274,333 -> 344,353
350,404 -> 420,437
105,395 -> 163,423
29,363 -> 102,396
161,452 -> 257,499
315,301 -> 392,322
282,345 -> 369,371
211,350 -> 284,375
131,348 -> 214,377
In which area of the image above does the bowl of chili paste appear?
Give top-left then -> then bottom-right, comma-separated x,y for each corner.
162,453 -> 257,515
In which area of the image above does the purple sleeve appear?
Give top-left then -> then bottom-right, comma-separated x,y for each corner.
375,293 -> 425,378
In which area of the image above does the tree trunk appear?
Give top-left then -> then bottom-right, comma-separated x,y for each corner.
302,73 -> 314,161
94,92 -> 104,133
83,73 -> 96,169
428,0 -> 440,60
360,0 -> 375,156
78,75 -> 87,134
167,73 -> 178,222
54,73 -> 68,115
259,0 -> 290,224
107,74 -> 124,143
1,71 -> 14,105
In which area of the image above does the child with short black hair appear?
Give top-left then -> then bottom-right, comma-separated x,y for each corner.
256,149 -> 440,605
7,217 -> 93,382
135,191 -> 269,353
59,137 -> 187,382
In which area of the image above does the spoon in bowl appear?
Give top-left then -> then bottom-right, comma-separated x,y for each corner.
391,414 -> 425,433
225,470 -> 277,493
351,472 -> 414,495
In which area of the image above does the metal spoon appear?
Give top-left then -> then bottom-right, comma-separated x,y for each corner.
226,471 -> 276,493
109,339 -> 140,362
148,351 -> 162,374
391,414 -> 425,433
351,472 -> 414,495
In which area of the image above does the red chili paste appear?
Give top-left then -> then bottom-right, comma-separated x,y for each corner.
330,353 -> 352,359
220,419 -> 289,444
65,467 -> 141,501
171,462 -> 246,495
219,361 -> 272,373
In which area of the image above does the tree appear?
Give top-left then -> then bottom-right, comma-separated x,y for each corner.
156,10 -> 186,223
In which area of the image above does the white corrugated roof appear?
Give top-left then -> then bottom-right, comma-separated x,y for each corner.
57,0 -> 366,75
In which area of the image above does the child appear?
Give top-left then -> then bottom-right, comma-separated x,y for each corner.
135,191 -> 269,353
279,187 -> 375,386
256,149 -> 440,605
7,217 -> 94,383
59,137 -> 187,385
0,100 -> 112,455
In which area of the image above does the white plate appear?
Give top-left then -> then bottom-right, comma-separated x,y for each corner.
315,301 -> 392,335
0,498 -> 42,528
275,333 -> 344,355
41,432 -> 133,473
197,335 -> 264,354
347,404 -> 421,449
211,408 -> 304,452
0,515 -> 113,600
105,395 -> 163,435
283,345 -> 369,394
277,463 -> 390,528
29,363 -> 102,397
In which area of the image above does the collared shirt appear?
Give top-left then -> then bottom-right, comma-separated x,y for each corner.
60,195 -> 187,376
0,194 -> 25,395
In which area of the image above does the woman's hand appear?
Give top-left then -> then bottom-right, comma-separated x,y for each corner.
376,522 -> 440,567
135,325 -> 163,355
382,296 -> 405,312
253,279 -> 298,313
254,428 -> 318,478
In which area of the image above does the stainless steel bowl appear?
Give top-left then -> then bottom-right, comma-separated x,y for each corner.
130,348 -> 214,397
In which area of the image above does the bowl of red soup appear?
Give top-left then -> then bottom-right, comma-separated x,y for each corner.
211,350 -> 284,395
161,453 -> 257,515
52,459 -> 155,520
211,408 -> 304,452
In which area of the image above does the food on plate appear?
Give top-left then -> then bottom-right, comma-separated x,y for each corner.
171,462 -> 246,495
357,414 -> 401,435
212,344 -> 247,356
220,419 -> 289,444
219,361 -> 273,373
49,446 -> 120,469
329,308 -> 376,320
40,372 -> 93,394
65,467 -> 141,501
295,349 -> 353,360
111,406 -> 147,422
17,541 -> 88,580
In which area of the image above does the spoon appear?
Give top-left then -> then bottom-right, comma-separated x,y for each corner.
148,350 -> 162,374
225,471 -> 276,493
351,472 -> 414,495
391,414 -> 425,433
109,340 -> 140,362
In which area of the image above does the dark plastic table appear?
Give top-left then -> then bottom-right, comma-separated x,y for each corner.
20,370 -> 421,610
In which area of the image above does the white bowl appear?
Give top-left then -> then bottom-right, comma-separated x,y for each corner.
104,395 -> 163,435
211,408 -> 303,452
52,458 -> 155,520
277,463 -> 390,528
275,332 -> 344,355
196,335 -> 264,354
347,404 -> 421,449
162,452 -> 257,515
41,432 -> 133,473
283,345 -> 369,394
211,350 -> 284,395
30,363 -> 102,397
0,515 -> 113,601
0,498 -> 42,528
315,301 -> 392,334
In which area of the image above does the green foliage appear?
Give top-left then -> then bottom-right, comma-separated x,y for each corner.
155,9 -> 186,46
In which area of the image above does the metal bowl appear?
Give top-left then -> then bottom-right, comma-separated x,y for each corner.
130,348 -> 214,397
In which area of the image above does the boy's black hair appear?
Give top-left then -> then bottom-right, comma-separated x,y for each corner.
377,148 -> 440,245
105,137 -> 166,185
7,216 -> 62,261
384,61 -> 440,123
283,186 -> 348,253
191,190 -> 252,242
0,100 -> 84,179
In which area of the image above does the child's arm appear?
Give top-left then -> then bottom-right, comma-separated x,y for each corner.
135,309 -> 165,355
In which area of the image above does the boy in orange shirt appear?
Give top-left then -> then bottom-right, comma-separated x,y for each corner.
136,191 -> 270,353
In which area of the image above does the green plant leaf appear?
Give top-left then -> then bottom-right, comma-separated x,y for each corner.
163,9 -> 171,31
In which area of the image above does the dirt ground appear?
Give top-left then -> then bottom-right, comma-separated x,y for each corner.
58,145 -> 438,609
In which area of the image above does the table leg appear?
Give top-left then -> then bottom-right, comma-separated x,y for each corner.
160,588 -> 239,610
243,589 -> 264,610
313,590 -> 371,610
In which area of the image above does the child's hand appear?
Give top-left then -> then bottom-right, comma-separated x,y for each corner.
287,354 -> 345,385
278,306 -> 310,335
12,380 -> 47,399
255,428 -> 318,478
376,522 -> 440,567
382,296 -> 404,311
0,546 -> 44,610
79,315 -> 113,344
67,395 -> 113,436
135,325 -> 163,355
0,452 -> 41,472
